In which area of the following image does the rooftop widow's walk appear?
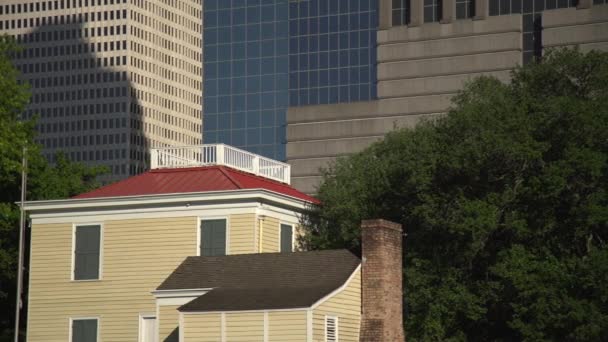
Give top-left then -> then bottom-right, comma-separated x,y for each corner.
150,144 -> 291,184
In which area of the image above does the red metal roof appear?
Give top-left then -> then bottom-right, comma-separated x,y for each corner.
73,166 -> 319,204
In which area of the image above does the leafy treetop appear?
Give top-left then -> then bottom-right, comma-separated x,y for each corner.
301,48 -> 608,341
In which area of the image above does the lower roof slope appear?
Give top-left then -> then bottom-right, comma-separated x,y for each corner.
73,165 -> 318,203
156,249 -> 360,312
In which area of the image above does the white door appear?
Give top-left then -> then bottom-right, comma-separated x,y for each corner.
140,316 -> 157,342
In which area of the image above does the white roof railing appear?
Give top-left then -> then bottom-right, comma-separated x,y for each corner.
149,144 -> 291,184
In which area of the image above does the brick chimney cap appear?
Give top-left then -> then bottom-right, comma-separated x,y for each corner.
361,219 -> 402,232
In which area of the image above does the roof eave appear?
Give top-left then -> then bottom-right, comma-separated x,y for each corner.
23,188 -> 313,212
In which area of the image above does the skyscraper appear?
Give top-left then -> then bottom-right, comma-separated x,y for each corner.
286,0 -> 608,193
202,0 -> 378,161
0,0 -> 203,181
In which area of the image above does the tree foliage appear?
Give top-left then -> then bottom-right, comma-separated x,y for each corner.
301,48 -> 608,341
0,36 -> 107,341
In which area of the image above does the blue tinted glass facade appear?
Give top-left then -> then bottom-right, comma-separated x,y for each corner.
203,0 -> 378,160
203,0 -> 289,160
288,0 -> 378,106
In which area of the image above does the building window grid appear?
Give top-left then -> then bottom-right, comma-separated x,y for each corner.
203,0 -> 289,160
288,0 -> 378,107
1,0 -> 201,178
203,0 -> 379,160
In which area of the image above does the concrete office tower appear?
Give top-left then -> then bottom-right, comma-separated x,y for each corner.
0,0 -> 202,181
287,0 -> 608,194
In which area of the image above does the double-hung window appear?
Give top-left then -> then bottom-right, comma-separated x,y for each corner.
71,318 -> 98,342
73,225 -> 101,280
200,219 -> 227,256
280,223 -> 294,253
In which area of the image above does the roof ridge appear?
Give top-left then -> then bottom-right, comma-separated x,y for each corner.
217,166 -> 243,189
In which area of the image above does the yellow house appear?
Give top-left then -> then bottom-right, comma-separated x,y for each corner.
24,145 -> 405,342
155,249 -> 361,342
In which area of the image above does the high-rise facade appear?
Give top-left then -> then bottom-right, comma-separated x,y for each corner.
0,0 -> 202,181
202,0 -> 378,161
286,0 -> 608,194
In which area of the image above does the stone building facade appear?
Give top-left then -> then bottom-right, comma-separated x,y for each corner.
287,0 -> 608,194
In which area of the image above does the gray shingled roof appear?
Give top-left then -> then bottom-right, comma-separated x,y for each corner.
156,249 -> 360,312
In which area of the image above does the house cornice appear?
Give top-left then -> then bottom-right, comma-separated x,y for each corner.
23,188 -> 311,214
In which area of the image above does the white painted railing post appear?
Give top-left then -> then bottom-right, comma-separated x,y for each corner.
150,149 -> 158,169
149,144 -> 290,183
216,144 -> 225,166
253,156 -> 259,176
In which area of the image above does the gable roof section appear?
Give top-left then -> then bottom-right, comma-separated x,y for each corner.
73,165 -> 318,204
156,249 -> 360,312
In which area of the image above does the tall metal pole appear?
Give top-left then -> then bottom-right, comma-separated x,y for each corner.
14,147 -> 27,342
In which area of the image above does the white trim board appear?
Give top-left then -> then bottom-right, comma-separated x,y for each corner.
30,202 -> 260,224
29,201 -> 307,226
152,289 -> 211,306
180,307 -> 311,315
24,189 -> 311,213
138,313 -> 156,342
152,288 -> 213,298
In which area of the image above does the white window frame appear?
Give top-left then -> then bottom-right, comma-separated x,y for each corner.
196,216 -> 230,256
325,315 -> 338,342
69,316 -> 100,342
138,313 -> 157,342
71,223 -> 104,281
278,221 -> 295,252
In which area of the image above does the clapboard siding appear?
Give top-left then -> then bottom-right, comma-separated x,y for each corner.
268,311 -> 307,342
182,313 -> 222,341
28,217 -> 197,341
159,305 -> 180,341
229,213 -> 256,254
313,268 -> 361,342
226,312 -> 264,341
261,216 -> 280,253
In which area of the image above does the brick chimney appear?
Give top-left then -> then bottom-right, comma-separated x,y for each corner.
359,219 -> 405,342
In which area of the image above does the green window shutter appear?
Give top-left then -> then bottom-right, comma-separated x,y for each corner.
72,319 -> 98,342
201,219 -> 226,256
280,224 -> 293,253
74,225 -> 101,280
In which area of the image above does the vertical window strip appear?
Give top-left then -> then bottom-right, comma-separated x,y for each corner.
423,0 -> 442,23
73,225 -> 101,280
201,219 -> 227,256
456,0 -> 475,19
280,223 -> 293,253
391,0 -> 410,26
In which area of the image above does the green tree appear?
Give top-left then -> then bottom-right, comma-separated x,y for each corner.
0,36 -> 107,341
301,48 -> 608,341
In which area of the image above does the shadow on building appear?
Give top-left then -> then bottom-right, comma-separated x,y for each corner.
12,15 -> 150,184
